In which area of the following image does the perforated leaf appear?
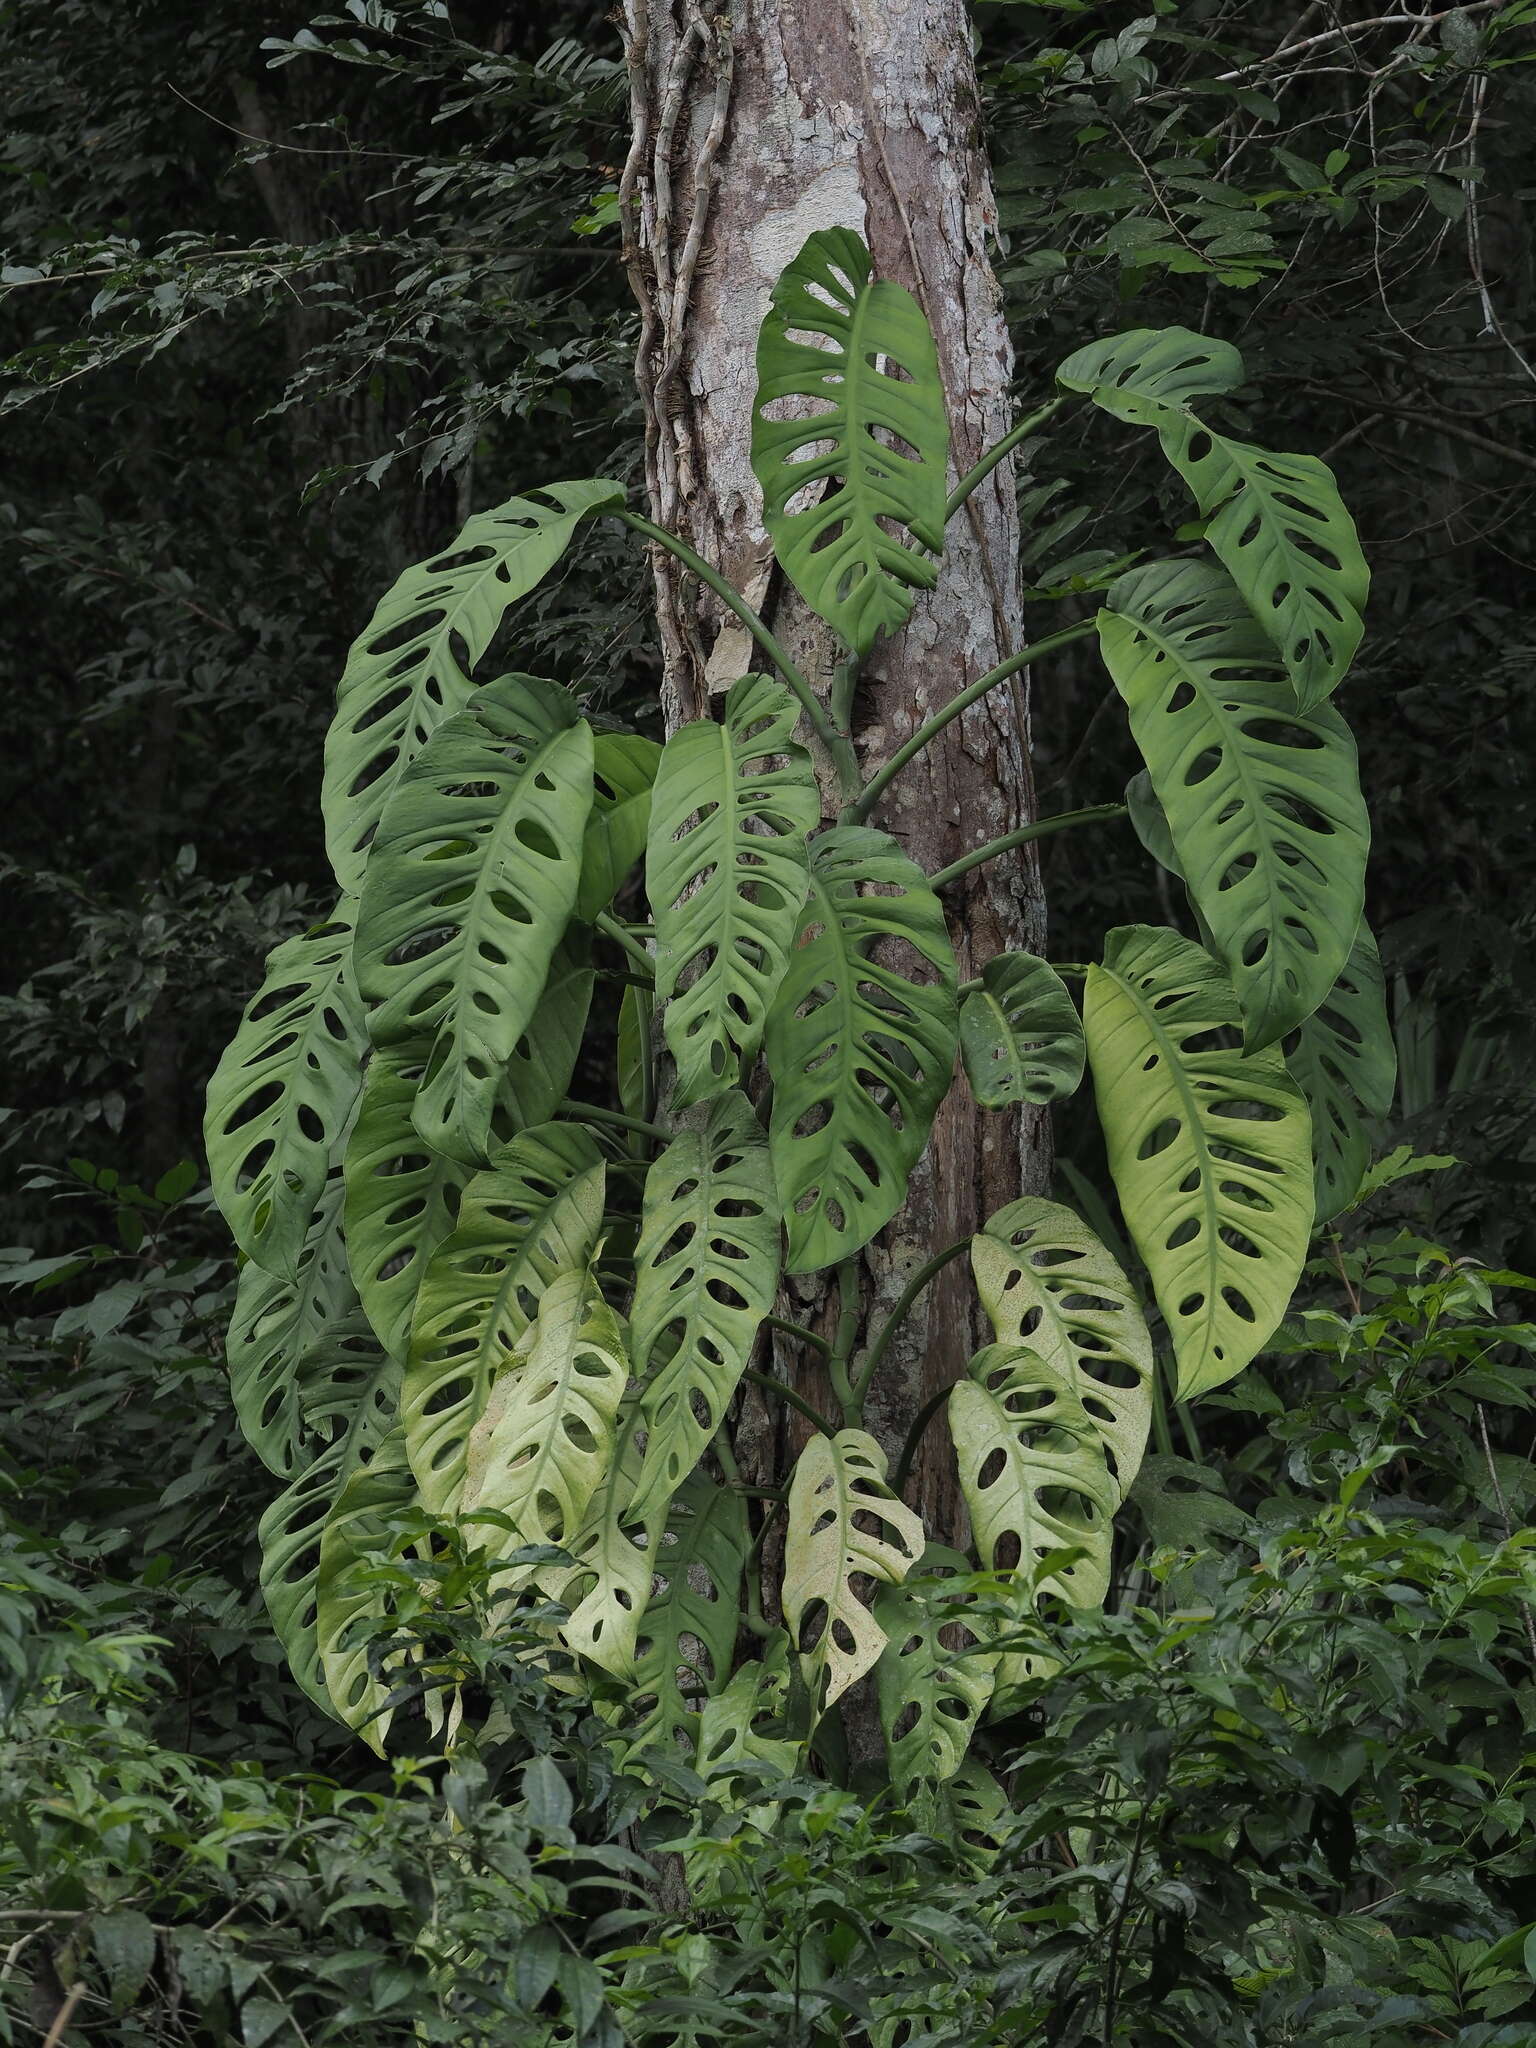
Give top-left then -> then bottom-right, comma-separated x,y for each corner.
629,1091 -> 780,1522
782,1428 -> 925,1716
403,1124 -> 605,1515
1084,925 -> 1314,1401
257,1315 -> 400,1716
323,479 -> 623,890
752,227 -> 949,657
578,733 -> 662,923
959,952 -> 1084,1110
315,1426 -> 418,1752
1056,325 -> 1244,429
622,1472 -> 749,1763
647,675 -> 818,1108
459,1264 -> 628,1551
204,905 -> 366,1281
227,1157 -> 357,1479
556,1406 -> 650,1678
1285,923 -> 1396,1223
687,1635 -> 801,1901
875,1545 -> 996,1789
354,672 -> 594,1166
971,1197 -> 1154,1503
765,828 -> 958,1274
949,1346 -> 1116,1614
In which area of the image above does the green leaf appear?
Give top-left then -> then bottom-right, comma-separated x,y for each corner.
752,226 -> 949,656
578,733 -> 662,922
695,1632 -> 799,1788
403,1124 -> 605,1515
1084,925 -> 1314,1401
228,1158 -> 357,1478
354,672 -> 594,1165
971,1197 -> 1154,1501
459,1263 -> 628,1550
647,675 -> 818,1107
1099,559 -> 1370,1049
875,1545 -> 996,1788
258,1315 -> 400,1715
204,904 -> 365,1280
1285,924 -> 1397,1223
555,1404 -> 649,1677
1130,1451 -> 1250,1548
323,479 -> 623,890
621,1472 -> 749,1762
91,1909 -> 157,2014
616,984 -> 651,1123
783,1428 -> 924,1716
629,1092 -> 781,1522
766,827 -> 958,1274
1056,324 -> 1243,429
959,952 -> 1085,1109
315,1425 -> 418,1750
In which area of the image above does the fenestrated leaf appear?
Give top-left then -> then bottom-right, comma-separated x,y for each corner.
1100,558 -> 1369,1050
752,226 -> 948,657
555,1404 -> 649,1677
204,904 -> 366,1282
1056,325 -> 1244,429
647,674 -> 818,1108
766,828 -> 958,1274
258,1314 -> 400,1716
621,1472 -> 749,1763
629,1091 -> 780,1523
971,1197 -> 1154,1502
354,673 -> 595,1166
403,1124 -> 605,1515
323,479 -> 623,890
459,1264 -> 628,1551
1285,923 -> 1396,1223
687,1635 -> 801,1899
782,1428 -> 925,1717
1130,1451 -> 1251,1549
875,1545 -> 996,1789
1084,925 -> 1314,1401
227,1157 -> 357,1479
959,952 -> 1084,1110
578,733 -> 662,923
315,1425 -> 419,1752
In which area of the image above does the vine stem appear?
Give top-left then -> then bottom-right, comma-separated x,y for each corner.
610,507 -> 859,791
828,1259 -> 862,1426
932,803 -> 1128,891
849,619 -> 1097,823
595,910 -> 655,981
743,1366 -> 837,1438
559,1100 -> 669,1145
854,1239 -> 971,1405
892,1382 -> 955,1497
944,395 -> 1068,522
766,1313 -> 834,1360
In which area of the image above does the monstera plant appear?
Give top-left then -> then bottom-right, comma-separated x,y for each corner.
207,228 -> 1391,1802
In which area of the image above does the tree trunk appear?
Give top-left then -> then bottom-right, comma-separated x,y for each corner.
619,0 -> 1049,1547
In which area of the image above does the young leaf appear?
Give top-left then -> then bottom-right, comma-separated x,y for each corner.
314,1425 -> 419,1751
459,1264 -> 629,1551
204,904 -> 365,1282
621,1472 -> 749,1763
616,983 -> 652,1123
782,1428 -> 925,1716
1099,559 -> 1369,1050
959,952 -> 1085,1110
629,1091 -> 780,1522
647,674 -> 818,1107
1056,325 -> 1244,428
752,226 -> 949,657
354,673 -> 595,1166
1084,925 -> 1314,1401
971,1197 -> 1154,1501
323,479 -> 623,890
766,827 -> 958,1273
1284,923 -> 1397,1223
874,1545 -> 996,1789
578,733 -> 662,923
403,1124 -> 605,1515
555,1406 -> 650,1678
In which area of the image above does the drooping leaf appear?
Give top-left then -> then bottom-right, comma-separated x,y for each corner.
766,827 -> 958,1273
257,1314 -> 400,1715
616,983 -> 652,1124
752,226 -> 949,657
875,1545 -> 996,1789
227,1158 -> 357,1479
314,1425 -> 419,1751
459,1264 -> 628,1551
1056,325 -> 1244,429
354,672 -> 594,1166
629,1091 -> 780,1522
555,1405 -> 649,1678
1130,1451 -> 1252,1549
1084,924 -> 1314,1401
687,1635 -> 801,1899
959,952 -> 1084,1110
1101,558 -> 1369,1050
1285,923 -> 1396,1223
647,674 -> 818,1107
622,1472 -> 749,1763
917,1760 -> 1010,1873
578,733 -> 662,923
970,1197 -> 1154,1502
403,1123 -> 605,1515
782,1428 -> 924,1716
322,479 -> 623,890
204,905 -> 366,1281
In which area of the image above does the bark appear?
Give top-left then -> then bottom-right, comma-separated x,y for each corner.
619,0 -> 1049,1547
